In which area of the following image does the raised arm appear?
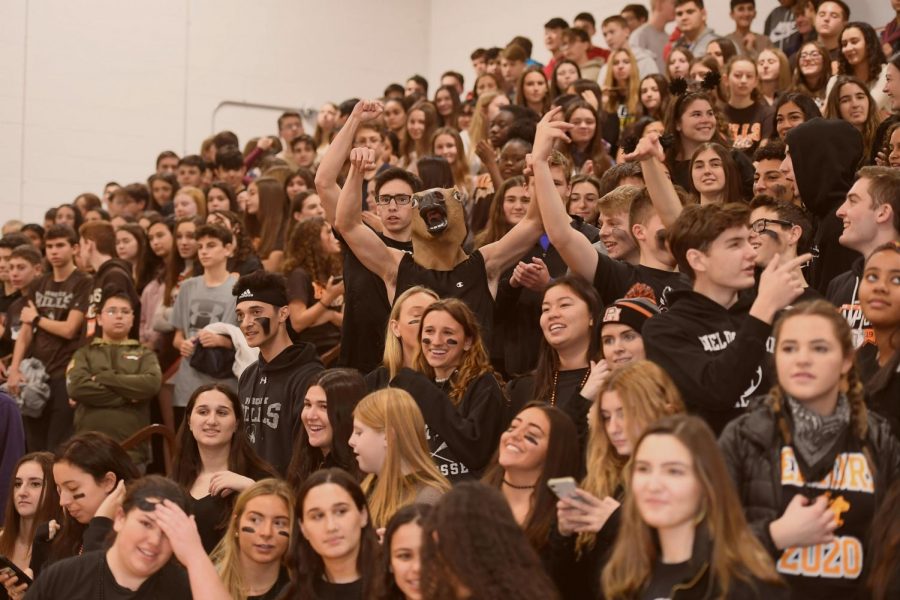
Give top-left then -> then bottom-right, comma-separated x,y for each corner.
315,99 -> 384,224
532,107 -> 598,281
623,133 -> 683,228
334,147 -> 402,284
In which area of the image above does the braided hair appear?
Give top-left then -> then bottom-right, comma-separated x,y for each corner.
768,300 -> 873,474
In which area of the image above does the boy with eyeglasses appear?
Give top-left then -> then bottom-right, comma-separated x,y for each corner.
747,195 -> 819,302
315,99 -> 418,372
66,289 -> 161,465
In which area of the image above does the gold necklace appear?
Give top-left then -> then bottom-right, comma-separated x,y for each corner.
549,367 -> 590,407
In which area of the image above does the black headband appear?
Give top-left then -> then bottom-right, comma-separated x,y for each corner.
235,285 -> 287,307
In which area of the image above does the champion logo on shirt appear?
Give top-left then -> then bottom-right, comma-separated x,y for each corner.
455,281 -> 464,288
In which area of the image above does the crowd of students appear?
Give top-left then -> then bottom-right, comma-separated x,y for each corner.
0,0 -> 900,598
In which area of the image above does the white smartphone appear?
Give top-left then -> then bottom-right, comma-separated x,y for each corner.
547,476 -> 578,500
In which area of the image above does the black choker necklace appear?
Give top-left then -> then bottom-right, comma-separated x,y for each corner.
503,478 -> 536,490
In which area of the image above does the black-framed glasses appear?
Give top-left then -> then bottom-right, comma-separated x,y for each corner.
751,218 -> 793,233
375,194 -> 414,206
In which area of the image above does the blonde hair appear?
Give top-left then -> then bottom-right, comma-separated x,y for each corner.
578,361 -> 684,555
603,48 -> 640,116
467,92 -> 503,163
211,479 -> 295,600
598,184 -> 641,217
382,286 -> 440,380
177,186 -> 207,219
354,389 -> 451,528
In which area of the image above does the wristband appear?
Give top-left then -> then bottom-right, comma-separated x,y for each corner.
31,315 -> 41,329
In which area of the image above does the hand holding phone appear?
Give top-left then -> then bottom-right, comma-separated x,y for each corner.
0,555 -> 33,587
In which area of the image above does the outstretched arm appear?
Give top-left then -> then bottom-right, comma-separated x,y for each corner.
623,133 -> 682,228
315,99 -> 384,224
334,147 -> 402,284
532,106 -> 598,281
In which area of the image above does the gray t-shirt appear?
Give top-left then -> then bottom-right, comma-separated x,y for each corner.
630,23 -> 669,73
171,275 -> 238,406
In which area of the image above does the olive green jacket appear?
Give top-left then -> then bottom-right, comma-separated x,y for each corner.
66,338 -> 161,464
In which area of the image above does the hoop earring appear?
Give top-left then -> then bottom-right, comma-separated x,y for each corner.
839,373 -> 849,394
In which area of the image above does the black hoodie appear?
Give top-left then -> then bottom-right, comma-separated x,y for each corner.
85,257 -> 140,339
390,368 -> 505,483
826,256 -> 876,349
785,118 -> 862,293
239,342 -> 323,475
643,289 -> 773,435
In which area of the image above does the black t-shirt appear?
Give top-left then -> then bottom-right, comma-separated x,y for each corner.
248,568 -> 289,600
229,253 -> 263,277
28,270 -> 92,376
25,550 -> 191,600
592,253 -> 690,310
285,267 -> 341,355
0,288 -> 20,315
337,231 -> 412,372
725,102 -> 774,154
0,293 -> 25,358
640,560 -> 693,600
192,492 -> 230,555
313,578 -> 363,600
395,250 -> 494,344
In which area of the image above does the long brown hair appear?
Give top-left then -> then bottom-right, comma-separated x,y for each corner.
482,403 -> 580,552
420,482 -> 560,600
791,41 -> 830,98
245,177 -> 287,260
163,216 -> 202,307
281,216 -> 342,285
116,223 -> 154,293
689,142 -> 745,203
430,127 -> 471,193
170,384 -> 276,490
413,298 -> 499,406
474,175 -> 526,248
768,300 -> 873,472
50,433 -> 139,560
824,75 -> 882,162
868,479 -> 900,600
286,369 -> 367,496
515,65 -> 551,115
0,452 -> 59,558
602,415 -> 783,598
400,101 -> 439,164
282,468 -> 380,600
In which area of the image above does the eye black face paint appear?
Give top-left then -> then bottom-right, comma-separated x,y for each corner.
241,526 -> 256,534
445,338 -> 459,346
422,337 -> 432,346
254,316 -> 271,335
276,530 -> 290,537
72,493 -> 86,500
760,229 -> 780,241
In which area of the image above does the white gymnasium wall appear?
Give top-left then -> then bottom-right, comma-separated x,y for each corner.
1,0 -> 430,223
2,0 -> 895,222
